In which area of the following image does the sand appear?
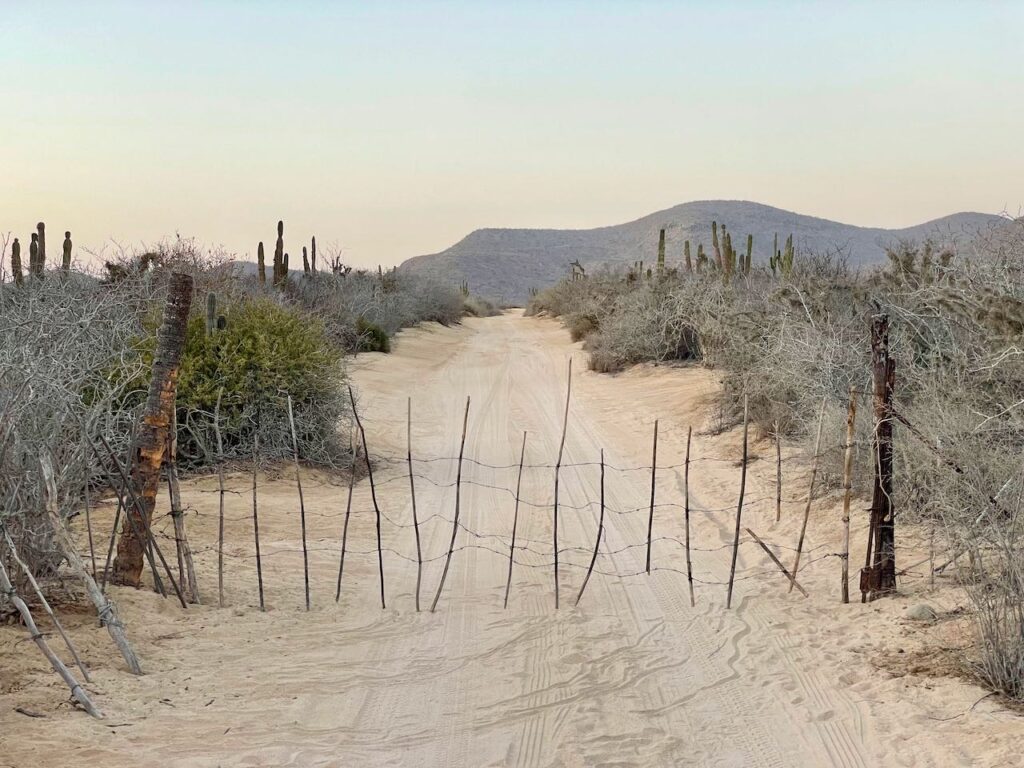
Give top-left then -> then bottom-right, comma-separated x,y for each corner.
1,311 -> 1021,767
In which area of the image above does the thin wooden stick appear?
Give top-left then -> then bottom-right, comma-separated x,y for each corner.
840,386 -> 857,604
431,396 -> 471,613
82,442 -> 97,580
2,526 -> 92,682
774,421 -> 782,523
167,405 -> 198,603
645,420 -> 658,574
0,556 -> 102,718
789,396 -> 827,593
336,435 -> 358,602
408,398 -> 423,612
348,386 -> 386,610
90,432 -> 186,608
726,394 -> 749,609
745,528 -> 809,597
286,395 -> 311,611
40,455 -> 143,675
252,421 -> 265,612
683,426 -> 695,607
553,358 -> 572,609
100,492 -> 123,595
504,431 -> 527,609
575,448 -> 605,606
213,390 -> 226,608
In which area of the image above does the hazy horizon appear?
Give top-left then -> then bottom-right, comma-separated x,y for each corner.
3,1 -> 1022,268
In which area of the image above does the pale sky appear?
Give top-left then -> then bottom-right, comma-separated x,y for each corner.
2,1 -> 1022,268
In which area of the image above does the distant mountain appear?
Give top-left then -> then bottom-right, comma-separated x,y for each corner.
400,200 -> 1003,305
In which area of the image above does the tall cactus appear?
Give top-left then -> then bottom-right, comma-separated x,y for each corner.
711,221 -> 723,271
684,240 -> 692,273
311,236 -> 317,274
273,220 -> 285,286
657,228 -> 666,273
283,252 -> 289,278
721,225 -> 736,278
29,233 -> 39,277
696,243 -> 707,272
36,222 -> 46,276
782,234 -> 795,276
10,238 -> 22,285
302,246 -> 310,275
745,234 -> 753,275
62,231 -> 72,272
257,241 -> 266,285
206,292 -> 218,336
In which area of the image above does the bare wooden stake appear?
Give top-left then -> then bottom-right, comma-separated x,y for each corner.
575,449 -> 605,606
40,455 -> 143,675
746,528 -> 809,597
840,386 -> 857,604
82,443 -> 97,580
167,405 -> 199,603
336,434 -> 358,603
553,358 -> 572,609
3,526 -> 92,682
349,386 -> 386,609
645,420 -> 658,574
504,431 -> 527,609
431,396 -> 471,613
684,425 -> 695,607
213,390 -> 226,608
726,395 -> 749,609
0,556 -> 102,718
286,395 -> 311,611
774,421 -> 782,523
867,314 -> 897,598
789,396 -> 827,593
252,423 -> 265,612
408,398 -> 423,612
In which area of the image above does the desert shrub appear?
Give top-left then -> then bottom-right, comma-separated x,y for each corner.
120,296 -> 347,465
355,317 -> 390,353
565,312 -> 598,341
463,294 -> 500,317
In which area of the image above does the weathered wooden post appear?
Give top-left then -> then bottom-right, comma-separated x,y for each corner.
112,272 -> 193,587
864,314 -> 897,598
726,395 -> 749,609
790,397 -> 827,592
408,398 -> 423,611
645,420 -> 658,574
575,448 -> 606,606
349,386 -> 386,609
553,359 -> 572,609
503,431 -> 527,609
840,386 -> 857,603
430,396 -> 471,613
684,426 -> 695,607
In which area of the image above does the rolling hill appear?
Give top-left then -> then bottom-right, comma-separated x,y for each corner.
400,200 -> 1002,305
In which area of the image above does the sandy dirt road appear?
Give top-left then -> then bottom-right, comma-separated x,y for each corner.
1,312 -> 1020,767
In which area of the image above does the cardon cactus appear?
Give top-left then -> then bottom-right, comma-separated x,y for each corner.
29,233 -> 39,277
657,228 -> 666,272
36,222 -> 46,275
62,231 -> 72,271
711,221 -> 722,270
302,246 -> 310,275
745,234 -> 753,275
311,237 -> 317,274
206,292 -> 218,336
696,243 -> 707,272
11,237 -> 23,285
273,220 -> 285,286
257,241 -> 266,285
782,234 -> 795,276
684,240 -> 692,273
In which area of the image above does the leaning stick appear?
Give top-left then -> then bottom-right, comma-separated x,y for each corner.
82,444 -> 97,580
91,432 -> 186,608
789,396 -> 827,593
645,420 -> 658,574
3,526 -> 92,682
336,435 -> 358,602
684,426 -> 695,607
0,556 -> 102,718
774,422 -> 782,523
840,386 -> 857,604
503,431 -> 527,609
553,358 -> 572,609
348,386 -> 386,610
213,390 -> 226,608
431,396 -> 471,613
408,398 -> 423,612
575,449 -> 605,606
286,395 -> 311,611
167,406 -> 198,603
745,528 -> 809,597
40,455 -> 143,675
726,395 -> 749,609
252,423 -> 265,612
100,491 -> 123,594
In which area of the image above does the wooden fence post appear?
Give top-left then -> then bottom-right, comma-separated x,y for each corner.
575,448 -> 605,606
867,313 -> 897,597
684,426 -> 695,607
645,420 -> 658,574
789,397 -> 827,592
503,431 -> 527,609
252,420 -> 266,611
348,387 -> 386,610
286,395 -> 311,611
726,395 -> 749,609
336,435 -> 358,602
841,386 -> 857,603
774,422 -> 782,523
430,396 -> 471,613
553,359 -> 572,609
408,398 -> 423,612
213,390 -> 226,608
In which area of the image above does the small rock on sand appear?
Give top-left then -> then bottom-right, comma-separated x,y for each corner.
906,604 -> 938,622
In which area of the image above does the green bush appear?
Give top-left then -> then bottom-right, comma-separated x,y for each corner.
122,297 -> 347,465
356,317 -> 390,352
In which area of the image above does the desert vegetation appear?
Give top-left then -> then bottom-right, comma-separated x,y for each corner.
529,219 -> 1024,700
